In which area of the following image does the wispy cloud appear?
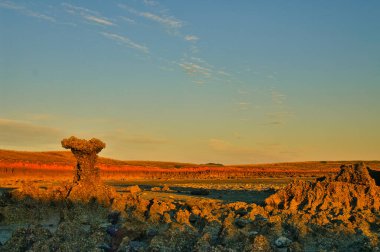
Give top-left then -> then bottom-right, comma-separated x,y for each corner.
119,4 -> 183,29
62,3 -> 115,26
118,2 -> 232,85
179,62 -> 212,77
62,3 -> 97,15
0,1 -> 56,22
140,11 -> 182,28
184,35 -> 199,42
100,32 -> 149,53
217,70 -> 231,77
120,16 -> 136,24
84,15 -> 114,26
142,0 -> 158,7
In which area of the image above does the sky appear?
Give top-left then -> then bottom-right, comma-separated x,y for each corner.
0,0 -> 379,164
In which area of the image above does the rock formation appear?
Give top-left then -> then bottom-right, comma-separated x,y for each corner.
265,163 -> 380,213
61,136 -> 105,183
61,136 -> 116,205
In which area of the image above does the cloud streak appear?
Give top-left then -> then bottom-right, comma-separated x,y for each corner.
142,0 -> 158,7
179,62 -> 212,77
140,12 -> 182,28
184,35 -> 199,42
100,32 -> 149,53
62,3 -> 115,26
0,1 -> 56,22
84,15 -> 114,26
119,4 -> 183,29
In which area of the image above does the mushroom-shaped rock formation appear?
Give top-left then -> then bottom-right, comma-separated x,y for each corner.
265,163 -> 380,213
61,136 -> 116,205
61,136 -> 105,183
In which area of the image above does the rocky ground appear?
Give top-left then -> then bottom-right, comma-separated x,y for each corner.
0,163 -> 379,251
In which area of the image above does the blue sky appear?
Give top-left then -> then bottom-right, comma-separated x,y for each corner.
1,0 -> 379,164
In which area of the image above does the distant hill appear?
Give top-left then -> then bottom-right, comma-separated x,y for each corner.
0,149 -> 379,180
0,149 -> 197,168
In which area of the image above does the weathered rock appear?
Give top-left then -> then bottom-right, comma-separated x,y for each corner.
201,220 -> 222,245
234,218 -> 250,228
106,225 -> 119,237
61,136 -> 117,205
40,212 -> 60,233
274,236 -> 292,248
99,223 -> 112,230
147,198 -> 176,223
175,209 -> 191,224
265,163 -> 380,213
193,233 -> 212,252
146,228 -> 158,237
117,236 -> 130,252
61,136 -> 105,183
151,187 -> 161,192
128,240 -> 148,252
162,184 -> 171,192
65,181 -> 117,206
324,163 -> 377,186
149,223 -> 198,251
126,185 -> 142,195
108,211 -> 121,225
1,225 -> 52,251
252,235 -> 272,252
0,227 -> 13,246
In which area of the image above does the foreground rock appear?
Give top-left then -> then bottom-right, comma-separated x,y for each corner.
265,162 -> 380,250
265,163 -> 380,213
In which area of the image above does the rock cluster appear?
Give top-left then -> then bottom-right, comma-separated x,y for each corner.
265,163 -> 380,213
